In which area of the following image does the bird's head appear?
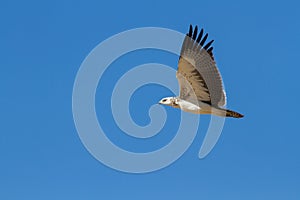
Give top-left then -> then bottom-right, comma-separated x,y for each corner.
158,97 -> 177,107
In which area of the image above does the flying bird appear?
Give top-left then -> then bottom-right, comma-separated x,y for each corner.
159,25 -> 243,118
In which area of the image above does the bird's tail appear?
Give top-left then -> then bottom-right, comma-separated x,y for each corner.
225,109 -> 244,118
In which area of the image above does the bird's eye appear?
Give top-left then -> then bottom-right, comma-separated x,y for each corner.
162,99 -> 167,102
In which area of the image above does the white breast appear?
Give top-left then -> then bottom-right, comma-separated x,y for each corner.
176,100 -> 200,114
176,99 -> 213,114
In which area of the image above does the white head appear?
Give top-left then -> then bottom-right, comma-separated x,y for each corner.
158,97 -> 176,106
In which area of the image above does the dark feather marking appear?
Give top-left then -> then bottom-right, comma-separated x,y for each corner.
207,47 -> 213,53
200,33 -> 208,46
196,29 -> 204,43
201,100 -> 212,105
193,26 -> 198,40
203,40 -> 214,50
188,25 -> 193,37
191,69 -> 209,91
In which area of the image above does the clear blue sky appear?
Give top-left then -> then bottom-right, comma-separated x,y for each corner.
1,0 -> 300,199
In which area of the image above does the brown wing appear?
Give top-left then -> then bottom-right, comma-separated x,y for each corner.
177,25 -> 226,107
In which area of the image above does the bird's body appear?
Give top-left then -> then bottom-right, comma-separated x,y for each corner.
159,25 -> 243,118
159,97 -> 243,118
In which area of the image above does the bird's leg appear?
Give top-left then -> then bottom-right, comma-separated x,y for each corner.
175,98 -> 179,105
172,98 -> 179,106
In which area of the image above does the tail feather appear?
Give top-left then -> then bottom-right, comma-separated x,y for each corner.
225,109 -> 244,118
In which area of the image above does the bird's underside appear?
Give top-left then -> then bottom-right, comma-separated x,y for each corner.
164,97 -> 243,118
158,25 -> 244,118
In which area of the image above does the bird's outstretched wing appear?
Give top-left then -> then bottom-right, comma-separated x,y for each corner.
177,25 -> 226,107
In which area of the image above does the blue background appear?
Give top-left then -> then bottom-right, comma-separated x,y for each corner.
1,0 -> 299,199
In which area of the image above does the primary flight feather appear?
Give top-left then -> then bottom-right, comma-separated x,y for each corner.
159,25 -> 243,118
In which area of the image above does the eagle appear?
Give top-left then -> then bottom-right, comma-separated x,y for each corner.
159,25 -> 243,118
